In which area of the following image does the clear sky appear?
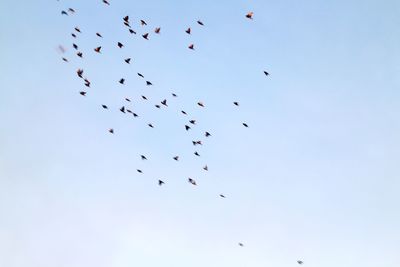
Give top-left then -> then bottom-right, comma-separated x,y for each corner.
1,0 -> 400,266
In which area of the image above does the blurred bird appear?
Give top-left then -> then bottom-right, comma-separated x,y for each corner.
173,156 -> 179,161
125,58 -> 131,64
119,78 -> 125,84
246,12 -> 254,19
74,27 -> 81,33
77,69 -> 83,78
102,105 -> 108,109
154,27 -> 161,34
146,81 -> 152,86
129,29 -> 136,34
79,91 -> 86,96
94,46 -> 101,53
185,28 -> 191,34
205,131 -> 211,137
117,42 -> 124,48
188,178 -> 197,185
62,57 -> 68,62
181,110 -> 187,115
123,16 -> 129,23
96,32 -> 103,37
161,99 -> 167,106
141,95 -> 148,100
189,120 -> 196,124
125,98 -> 131,102
73,43 -> 78,50
219,194 -> 226,198
142,33 -> 149,39
71,33 -> 77,38
120,106 -> 125,113
61,10 -> 68,15
242,123 -> 249,127
140,20 -> 147,25
194,151 -> 200,156
77,52 -> 83,57
238,243 -> 244,247
141,155 -> 147,160
68,8 -> 75,13
148,123 -> 154,128
155,105 -> 161,109
103,0 -> 110,5
197,102 -> 204,107
172,93 -> 177,97
297,261 -> 303,265
158,180 -> 165,186
203,165 -> 208,171
108,128 -> 114,134
185,125 -> 191,131
264,71 -> 269,76
188,44 -> 194,50
233,101 -> 239,106
137,73 -> 144,78
197,20 -> 204,26
137,169 -> 143,173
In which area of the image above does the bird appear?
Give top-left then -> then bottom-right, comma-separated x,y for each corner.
238,243 -> 244,247
61,10 -> 68,16
194,151 -> 200,156
73,43 -> 78,50
233,101 -> 239,106
197,102 -> 204,107
140,19 -> 147,26
71,33 -> 77,38
181,110 -> 187,115
117,42 -> 124,48
119,78 -> 125,84
173,156 -> 179,161
242,123 -> 249,128
161,99 -> 167,106
146,81 -> 152,86
79,91 -> 86,96
205,131 -> 211,137
103,0 -> 110,5
148,123 -> 154,128
120,106 -> 125,113
94,46 -> 101,53
123,16 -> 129,23
264,71 -> 269,76
219,194 -> 226,198
62,57 -> 68,62
129,29 -> 136,34
188,178 -> 197,185
297,261 -> 304,265
77,69 -> 83,78
185,28 -> 191,34
188,44 -> 194,50
108,128 -> 114,134
197,20 -> 204,26
154,27 -> 161,34
68,8 -> 75,13
142,33 -> 149,39
141,155 -> 147,160
74,27 -> 81,33
189,120 -> 196,124
141,95 -> 148,100
102,105 -> 108,109
246,12 -> 254,19
125,58 -> 131,64
155,105 -> 161,109
185,125 -> 191,131
96,32 -> 103,37
132,113 -> 139,117
158,180 -> 165,186
137,169 -> 143,173
192,140 -> 202,146
125,98 -> 131,102
203,165 -> 208,171
172,93 -> 177,97
77,52 -> 83,57
137,73 -> 144,78
84,79 -> 90,87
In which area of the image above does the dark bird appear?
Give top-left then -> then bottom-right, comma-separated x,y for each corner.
194,151 -> 200,156
119,78 -> 125,84
205,131 -> 211,137
62,57 -> 68,62
94,46 -> 101,53
61,10 -> 68,15
68,8 -> 75,13
125,58 -> 131,64
197,101 -> 204,107
71,33 -> 77,38
125,98 -> 131,102
124,21 -> 130,28
172,93 -> 177,97
109,128 -> 114,134
203,165 -> 208,171
123,16 -> 129,23
188,178 -> 197,185
185,125 -> 191,131
102,105 -> 108,109
238,243 -> 244,247
161,99 -> 167,106
120,106 -> 125,113
158,180 -> 165,186
233,101 -> 239,106
185,27 -> 191,34
137,169 -> 143,173
146,81 -> 152,86
77,69 -> 83,78
154,27 -> 161,34
197,20 -> 204,26
297,261 -> 303,265
96,32 -> 103,37
103,0 -> 110,5
142,33 -> 149,40
155,105 -> 161,109
137,73 -> 144,78
148,123 -> 154,128
242,123 -> 249,128
140,19 -> 147,25
74,27 -> 81,33
127,109 -> 132,114
73,43 -> 78,50
181,110 -> 187,115
188,44 -> 194,50
141,155 -> 147,160
117,42 -> 124,48
189,120 -> 196,124
84,80 -> 90,87
219,194 -> 226,198
192,140 -> 202,146
246,12 -> 254,19
132,113 -> 138,117
264,71 -> 269,76
141,95 -> 148,100
79,91 -> 86,96
77,52 -> 83,57
129,29 -> 136,34
173,156 -> 179,161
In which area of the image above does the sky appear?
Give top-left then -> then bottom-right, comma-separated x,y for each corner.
0,0 -> 400,266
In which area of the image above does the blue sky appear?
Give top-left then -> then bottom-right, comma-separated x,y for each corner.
1,0 -> 400,266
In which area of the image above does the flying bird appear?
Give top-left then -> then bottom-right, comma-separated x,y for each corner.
148,123 -> 154,128
197,20 -> 204,26
119,78 -> 125,84
79,91 -> 86,96
264,71 -> 269,76
205,132 -> 211,137
181,110 -> 187,115
246,12 -> 254,19
188,178 -> 197,185
129,29 -> 136,34
297,261 -> 304,265
185,28 -> 191,34
219,194 -> 226,198
102,105 -> 108,109
68,8 -> 75,13
125,98 -> 131,102
123,16 -> 129,23
117,42 -> 124,48
120,106 -> 125,113
77,69 -> 83,78
140,20 -> 147,25
142,33 -> 149,40
137,169 -> 143,173
71,33 -> 77,38
137,73 -> 144,78
141,95 -> 148,100
108,128 -> 114,134
173,156 -> 179,161
94,46 -> 101,53
161,99 -> 167,106
172,93 -> 177,97
158,180 -> 165,186
238,243 -> 244,247
146,81 -> 152,86
233,101 -> 239,106
103,0 -> 110,5
188,44 -> 194,50
77,52 -> 83,58
141,155 -> 147,160
194,151 -> 200,156
242,123 -> 249,128
72,43 -> 78,50
62,57 -> 68,62
197,102 -> 204,107
125,58 -> 131,64
154,27 -> 161,34
185,125 -> 191,131
61,10 -> 68,16
96,32 -> 103,37
74,27 -> 81,33
203,165 -> 208,171
189,120 -> 196,124
155,105 -> 161,109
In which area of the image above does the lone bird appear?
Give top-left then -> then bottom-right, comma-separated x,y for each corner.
242,123 -> 249,128
233,101 -> 239,106
103,0 -> 110,5
238,243 -> 244,247
119,78 -> 125,84
205,131 -> 211,137
188,44 -> 194,50
173,156 -> 179,161
117,42 -> 124,48
140,19 -> 147,26
158,180 -> 165,186
102,105 -> 108,109
79,91 -> 86,96
297,261 -> 303,265
108,128 -> 114,134
137,169 -> 143,173
161,99 -> 167,106
146,81 -> 152,86
246,12 -> 254,19
264,71 -> 269,76
219,194 -> 226,198
141,155 -> 147,160
96,32 -> 103,37
120,106 -> 125,113
197,20 -> 204,26
125,58 -> 131,64
94,46 -> 101,53
188,178 -> 197,185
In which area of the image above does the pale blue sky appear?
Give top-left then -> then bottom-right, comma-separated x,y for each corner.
1,0 -> 400,267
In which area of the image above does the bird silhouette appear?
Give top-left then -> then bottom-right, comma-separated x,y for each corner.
154,27 -> 161,34
264,71 -> 269,76
242,123 -> 249,128
79,91 -> 86,96
140,20 -> 147,26
233,101 -> 239,106
137,169 -> 143,173
146,81 -> 152,86
125,58 -> 131,64
142,33 -> 149,40
297,261 -> 304,265
194,151 -> 200,156
203,165 -> 208,171
96,32 -> 103,38
141,155 -> 147,160
117,42 -> 124,48
108,128 -> 114,134
158,180 -> 165,186
137,73 -> 144,78
129,29 -> 136,34
94,46 -> 101,53
102,105 -> 108,109
197,20 -> 204,26
103,0 -> 110,5
119,78 -> 125,84
188,44 -> 194,50
246,12 -> 254,19
205,131 -> 211,137
161,99 -> 167,106
173,156 -> 179,161
120,106 -> 125,113
185,125 -> 191,131
219,194 -> 226,198
185,28 -> 191,34
188,178 -> 197,185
